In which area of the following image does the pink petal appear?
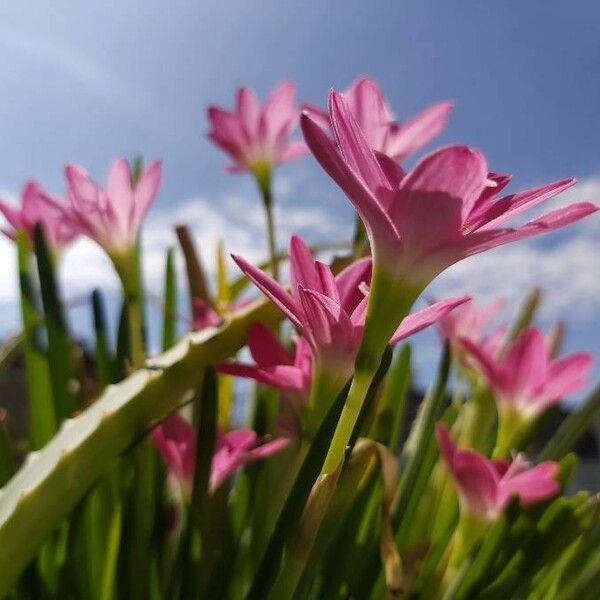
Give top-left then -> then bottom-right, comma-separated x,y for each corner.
298,287 -> 355,353
502,327 -> 548,395
106,158 -> 133,206
497,462 -> 559,508
537,352 -> 593,405
231,254 -> 302,328
375,152 -> 405,194
262,81 -> 298,140
247,323 -> 293,367
289,235 -> 318,298
459,337 -> 504,389
315,261 -> 340,303
133,160 -> 162,226
335,256 -> 372,314
300,103 -> 331,132
389,297 -> 470,345
475,179 -> 577,231
278,139 -> 308,163
301,111 -> 400,248
393,146 -> 488,239
65,164 -> 101,207
343,78 -> 394,150
217,362 -> 304,391
463,202 -> 598,255
244,436 -> 290,461
436,424 -> 499,518
0,200 -> 24,231
384,101 -> 454,162
236,87 -> 261,136
329,90 -> 390,195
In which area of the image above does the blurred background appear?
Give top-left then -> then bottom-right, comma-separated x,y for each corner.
0,0 -> 598,392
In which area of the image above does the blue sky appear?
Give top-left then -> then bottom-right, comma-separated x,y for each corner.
0,1 -> 599,391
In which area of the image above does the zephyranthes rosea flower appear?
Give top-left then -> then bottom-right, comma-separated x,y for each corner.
232,235 -> 469,390
0,181 -> 78,252
301,90 -> 597,293
436,424 -> 559,522
207,82 -> 307,176
65,157 -> 161,256
151,413 -> 289,496
303,77 -> 452,162
460,326 -> 592,427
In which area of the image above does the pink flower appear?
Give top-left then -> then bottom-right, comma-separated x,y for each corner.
460,327 -> 593,419
207,82 -> 307,175
300,91 -> 598,287
436,424 -> 559,521
438,298 -> 506,362
151,413 -> 288,495
232,235 -> 468,382
65,157 -> 161,255
0,181 -> 78,251
218,324 -> 313,403
303,77 -> 452,162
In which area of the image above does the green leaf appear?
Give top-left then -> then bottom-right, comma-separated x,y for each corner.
369,344 -> 411,448
394,343 -> 451,525
162,247 -> 178,351
245,378 -> 352,600
538,385 -> 600,461
0,417 -> 14,487
505,287 -> 541,344
92,290 -> 119,388
181,368 -> 218,599
34,224 -> 76,423
175,225 -> 212,307
16,231 -> 56,449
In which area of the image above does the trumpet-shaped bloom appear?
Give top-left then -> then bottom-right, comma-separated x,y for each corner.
65,157 -> 161,255
151,413 -> 289,494
436,424 -> 559,521
460,327 -> 593,419
303,77 -> 452,162
218,324 -> 313,402
207,82 -> 307,175
232,235 -> 468,381
0,181 -> 78,251
301,91 -> 598,287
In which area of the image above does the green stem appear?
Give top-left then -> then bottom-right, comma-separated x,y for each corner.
493,407 -> 525,458
113,246 -> 146,369
322,272 -> 419,474
256,168 -> 279,281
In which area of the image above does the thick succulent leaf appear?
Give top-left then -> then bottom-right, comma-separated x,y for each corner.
0,298 -> 281,597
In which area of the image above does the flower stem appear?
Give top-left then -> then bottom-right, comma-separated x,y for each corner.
256,168 -> 279,281
113,245 -> 146,369
322,272 -> 419,474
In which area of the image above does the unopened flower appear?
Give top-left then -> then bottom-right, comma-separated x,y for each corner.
151,413 -> 289,496
460,327 -> 592,420
65,157 -> 161,256
303,77 -> 452,162
436,424 -> 559,521
0,181 -> 78,251
207,82 -> 307,176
